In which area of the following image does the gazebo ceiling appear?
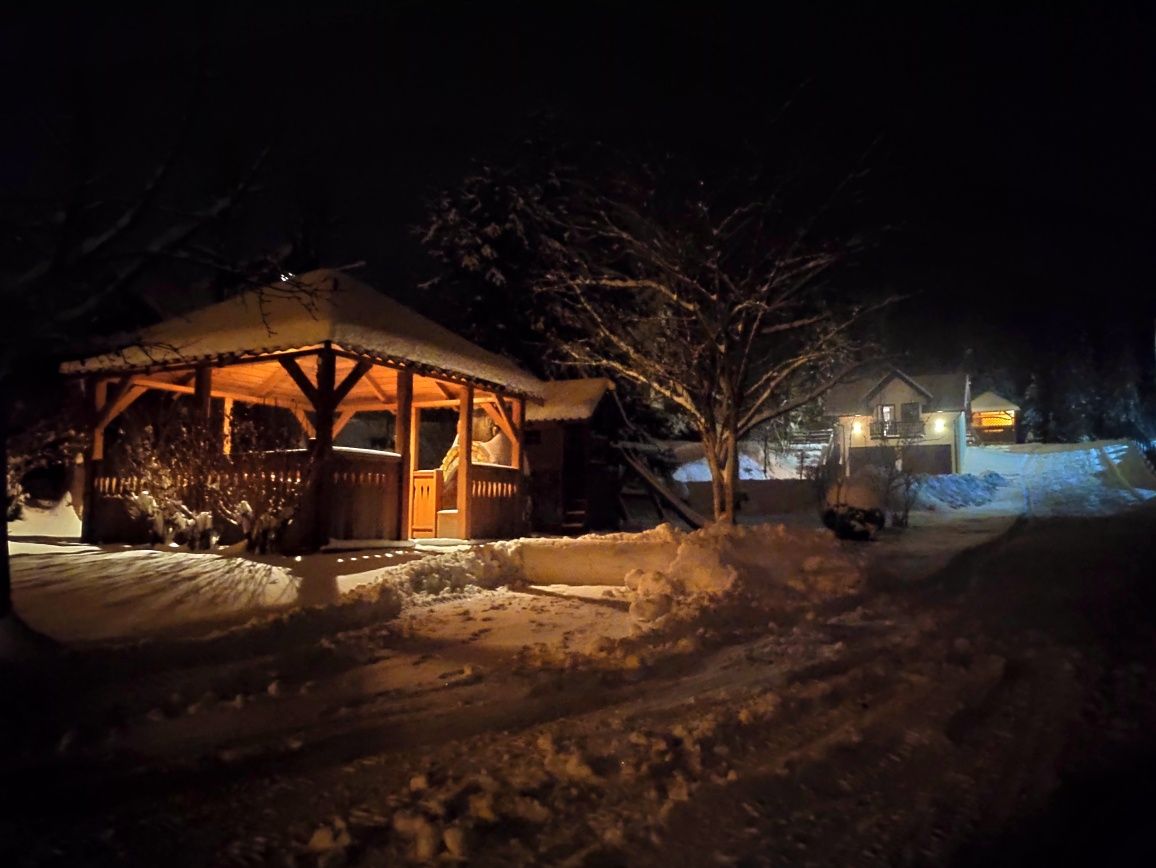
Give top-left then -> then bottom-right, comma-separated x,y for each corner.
62,268 -> 544,399
135,358 -> 512,412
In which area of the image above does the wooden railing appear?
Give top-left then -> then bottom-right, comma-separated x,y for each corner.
92,448 -> 402,543
469,463 -> 521,540
869,420 -> 925,439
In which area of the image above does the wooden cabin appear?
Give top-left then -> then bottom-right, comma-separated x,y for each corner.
523,378 -> 620,534
969,390 -> 1021,444
63,269 -> 544,549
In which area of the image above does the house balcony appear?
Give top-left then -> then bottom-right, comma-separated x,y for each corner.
869,420 -> 925,440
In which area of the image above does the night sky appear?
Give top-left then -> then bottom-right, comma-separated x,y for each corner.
4,2 -> 1154,379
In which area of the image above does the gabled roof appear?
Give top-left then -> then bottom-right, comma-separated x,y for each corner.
824,368 -> 970,415
61,269 -> 544,398
525,378 -> 614,422
970,390 -> 1021,412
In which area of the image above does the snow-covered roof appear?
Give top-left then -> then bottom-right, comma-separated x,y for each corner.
525,378 -> 614,422
970,390 -> 1020,412
61,269 -> 544,398
824,369 -> 970,415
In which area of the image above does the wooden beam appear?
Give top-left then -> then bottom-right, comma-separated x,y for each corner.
293,408 -> 315,439
435,380 -> 462,400
279,356 -> 319,407
332,408 -> 357,439
129,377 -> 311,411
340,400 -> 397,412
94,379 -> 146,436
408,396 -> 501,410
480,401 -> 517,447
333,359 -> 372,406
396,369 -> 414,539
456,383 -> 474,539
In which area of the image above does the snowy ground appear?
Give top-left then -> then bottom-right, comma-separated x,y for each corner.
4,441 -> 1156,866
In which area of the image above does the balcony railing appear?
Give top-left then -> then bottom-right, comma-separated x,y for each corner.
869,419 -> 925,439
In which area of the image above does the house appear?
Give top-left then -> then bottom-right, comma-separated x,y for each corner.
969,390 -> 1021,444
824,369 -> 971,476
63,269 -> 545,549
523,377 -> 620,534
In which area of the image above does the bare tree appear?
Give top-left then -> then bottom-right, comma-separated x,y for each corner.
425,160 -> 895,522
0,110 -> 289,643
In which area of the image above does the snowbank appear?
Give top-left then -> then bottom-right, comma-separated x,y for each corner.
916,471 -> 1007,510
7,497 -> 82,550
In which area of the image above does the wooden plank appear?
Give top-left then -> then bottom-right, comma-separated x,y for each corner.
396,369 -> 414,539
365,368 -> 394,403
457,383 -> 474,539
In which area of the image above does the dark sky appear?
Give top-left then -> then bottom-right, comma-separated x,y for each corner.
4,1 -> 1154,375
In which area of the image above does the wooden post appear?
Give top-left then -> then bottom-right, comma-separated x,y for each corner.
512,397 -> 525,471
456,383 -> 474,539
193,366 -> 212,419
396,369 -> 414,540
312,346 -> 337,548
514,396 -> 527,534
81,378 -> 109,543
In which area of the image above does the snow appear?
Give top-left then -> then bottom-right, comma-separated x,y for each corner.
672,446 -> 802,481
915,470 -> 1007,509
970,389 -> 1020,411
524,377 -> 613,422
7,495 -> 83,551
8,439 -> 1156,864
61,268 -> 545,398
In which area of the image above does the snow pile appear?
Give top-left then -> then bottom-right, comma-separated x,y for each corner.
916,471 -> 1007,510
374,544 -> 524,596
623,522 -> 863,627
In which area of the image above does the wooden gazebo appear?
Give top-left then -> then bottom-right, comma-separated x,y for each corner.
63,269 -> 544,549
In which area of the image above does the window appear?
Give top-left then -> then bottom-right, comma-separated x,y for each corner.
877,404 -> 895,423
900,402 -> 921,423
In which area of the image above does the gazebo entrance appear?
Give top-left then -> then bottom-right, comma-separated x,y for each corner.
65,270 -> 541,549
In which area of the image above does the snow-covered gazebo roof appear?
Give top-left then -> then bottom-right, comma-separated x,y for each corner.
62,269 -> 544,398
970,390 -> 1020,412
525,378 -> 614,423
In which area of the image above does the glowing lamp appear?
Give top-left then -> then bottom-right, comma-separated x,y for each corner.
933,417 -> 947,434
851,420 -> 863,435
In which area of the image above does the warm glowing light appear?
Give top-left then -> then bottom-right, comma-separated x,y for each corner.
933,417 -> 946,434
851,420 -> 863,435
